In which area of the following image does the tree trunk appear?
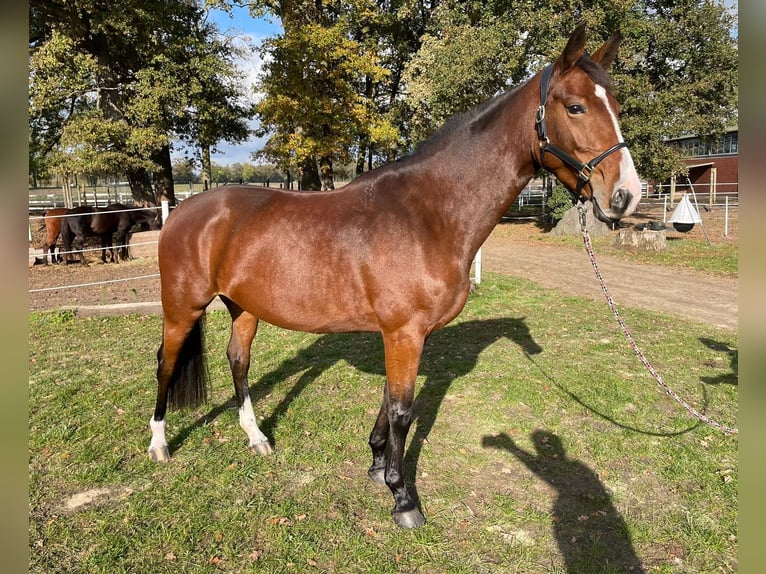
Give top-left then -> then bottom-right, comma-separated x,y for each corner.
201,144 -> 212,191
152,144 -> 176,205
127,166 -> 157,206
615,227 -> 667,251
319,155 -> 334,190
548,202 -> 612,237
300,156 -> 321,191
355,143 -> 367,177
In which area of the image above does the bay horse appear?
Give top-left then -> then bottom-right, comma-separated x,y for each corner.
40,207 -> 70,264
148,25 -> 642,528
60,203 -> 161,264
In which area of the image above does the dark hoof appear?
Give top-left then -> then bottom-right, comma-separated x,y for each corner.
393,508 -> 426,529
148,446 -> 170,463
367,467 -> 386,486
250,441 -> 274,455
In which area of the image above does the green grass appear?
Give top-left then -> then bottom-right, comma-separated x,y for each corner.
534,232 -> 738,278
29,274 -> 738,573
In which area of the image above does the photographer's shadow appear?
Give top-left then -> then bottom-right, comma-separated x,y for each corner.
483,430 -> 646,574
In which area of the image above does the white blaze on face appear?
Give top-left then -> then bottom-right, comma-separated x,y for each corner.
594,84 -> 642,211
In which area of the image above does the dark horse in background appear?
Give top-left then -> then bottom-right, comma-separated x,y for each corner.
60,203 -> 161,265
148,25 -> 642,528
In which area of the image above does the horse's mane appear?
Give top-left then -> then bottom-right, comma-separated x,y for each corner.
399,57 -> 613,163
399,91 -> 513,161
396,55 -> 614,166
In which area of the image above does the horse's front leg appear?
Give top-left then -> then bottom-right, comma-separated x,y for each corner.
381,328 -> 426,528
116,231 -> 131,261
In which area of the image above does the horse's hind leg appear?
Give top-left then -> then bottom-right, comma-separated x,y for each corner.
368,397 -> 389,485
74,234 -> 88,265
225,300 -> 272,455
115,230 -> 130,261
149,311 -> 209,462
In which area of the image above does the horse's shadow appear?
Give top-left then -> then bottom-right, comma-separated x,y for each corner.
482,430 -> 647,574
168,316 -> 542,502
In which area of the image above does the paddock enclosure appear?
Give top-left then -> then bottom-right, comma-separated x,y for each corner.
28,24 -> 738,571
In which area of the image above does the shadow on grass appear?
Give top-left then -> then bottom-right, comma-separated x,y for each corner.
249,316 -> 542,443
699,337 -> 738,386
168,316 -> 542,508
523,354 -> 702,437
483,430 -> 647,574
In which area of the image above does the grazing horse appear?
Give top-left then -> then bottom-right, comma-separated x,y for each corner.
148,25 -> 642,528
92,203 -> 162,262
59,206 -> 97,265
40,207 -> 70,264
60,203 -> 161,264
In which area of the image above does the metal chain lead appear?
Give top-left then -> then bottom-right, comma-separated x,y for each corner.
577,204 -> 738,435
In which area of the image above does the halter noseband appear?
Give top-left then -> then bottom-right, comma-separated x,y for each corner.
535,64 -> 628,202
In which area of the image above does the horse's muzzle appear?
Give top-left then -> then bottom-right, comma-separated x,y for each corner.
593,186 -> 640,225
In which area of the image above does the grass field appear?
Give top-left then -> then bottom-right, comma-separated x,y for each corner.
28,273 -> 738,573
536,232 -> 738,278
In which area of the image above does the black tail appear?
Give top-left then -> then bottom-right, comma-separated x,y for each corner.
168,314 -> 209,410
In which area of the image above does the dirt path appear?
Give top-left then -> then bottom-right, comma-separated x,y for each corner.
480,235 -> 737,330
28,220 -> 737,331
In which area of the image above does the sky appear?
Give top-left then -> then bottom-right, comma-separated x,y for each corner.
172,6 -> 281,167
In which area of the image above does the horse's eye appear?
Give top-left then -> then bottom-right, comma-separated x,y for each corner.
567,104 -> 586,115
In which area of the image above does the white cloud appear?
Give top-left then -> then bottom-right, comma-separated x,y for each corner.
172,10 -> 279,167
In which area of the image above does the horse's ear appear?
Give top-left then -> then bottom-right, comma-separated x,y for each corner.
559,22 -> 587,72
590,30 -> 623,70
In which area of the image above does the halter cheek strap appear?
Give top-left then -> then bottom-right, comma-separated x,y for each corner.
535,64 -> 628,201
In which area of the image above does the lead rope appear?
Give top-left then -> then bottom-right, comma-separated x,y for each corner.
577,205 -> 738,435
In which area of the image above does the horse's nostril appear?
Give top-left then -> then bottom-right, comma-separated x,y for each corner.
612,187 -> 630,211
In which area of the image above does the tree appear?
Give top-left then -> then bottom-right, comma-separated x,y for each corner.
29,0 -> 254,204
255,19 -> 393,190
172,157 -> 197,183
343,0 -> 440,170
208,0 -> 438,187
615,0 -> 738,181
401,0 -> 738,182
170,19 -> 255,192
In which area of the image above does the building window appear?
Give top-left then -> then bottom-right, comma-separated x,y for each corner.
674,131 -> 737,158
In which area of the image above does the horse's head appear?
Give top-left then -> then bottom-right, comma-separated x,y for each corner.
147,208 -> 163,231
535,24 -> 641,225
136,206 -> 163,231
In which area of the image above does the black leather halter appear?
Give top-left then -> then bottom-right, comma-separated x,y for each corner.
535,64 -> 628,201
